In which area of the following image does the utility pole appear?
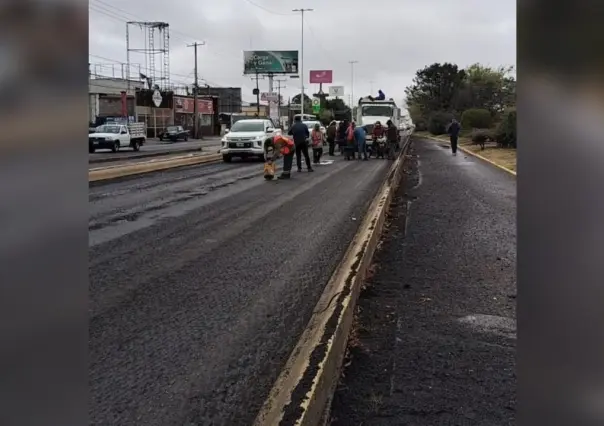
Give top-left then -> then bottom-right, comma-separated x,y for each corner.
349,60 -> 358,121
188,41 -> 205,138
250,72 -> 264,116
275,78 -> 287,125
293,8 -> 313,118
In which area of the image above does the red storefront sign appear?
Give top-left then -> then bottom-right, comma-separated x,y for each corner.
174,96 -> 214,114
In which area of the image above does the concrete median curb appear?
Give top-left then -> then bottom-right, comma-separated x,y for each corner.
88,153 -> 222,182
418,134 -> 517,177
253,139 -> 412,426
89,147 -> 203,164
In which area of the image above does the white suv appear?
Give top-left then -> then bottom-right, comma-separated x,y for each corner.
220,119 -> 281,162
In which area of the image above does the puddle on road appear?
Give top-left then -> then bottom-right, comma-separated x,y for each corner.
457,314 -> 516,339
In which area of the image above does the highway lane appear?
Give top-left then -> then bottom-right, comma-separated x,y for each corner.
89,156 -> 393,426
89,138 -> 221,163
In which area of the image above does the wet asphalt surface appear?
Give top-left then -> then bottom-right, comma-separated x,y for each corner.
89,138 -> 221,164
89,154 -> 393,425
331,138 -> 516,425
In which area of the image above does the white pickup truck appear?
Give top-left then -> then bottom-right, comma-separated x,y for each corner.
89,122 -> 146,153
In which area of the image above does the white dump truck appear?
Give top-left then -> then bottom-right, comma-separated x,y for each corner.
89,122 -> 146,153
356,96 -> 402,146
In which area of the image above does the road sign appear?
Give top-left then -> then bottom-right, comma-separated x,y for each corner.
152,89 -> 162,107
329,86 -> 344,97
312,97 -> 320,114
261,92 -> 279,102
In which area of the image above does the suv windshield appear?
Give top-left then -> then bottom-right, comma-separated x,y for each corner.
166,126 -> 179,132
97,126 -> 120,134
303,121 -> 320,129
361,105 -> 393,117
230,121 -> 265,132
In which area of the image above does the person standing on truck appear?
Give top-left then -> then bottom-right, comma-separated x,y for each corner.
447,118 -> 461,156
326,120 -> 337,156
386,119 -> 399,160
288,115 -> 313,172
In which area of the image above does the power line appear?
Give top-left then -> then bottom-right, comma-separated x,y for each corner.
242,0 -> 295,16
89,0 -> 241,65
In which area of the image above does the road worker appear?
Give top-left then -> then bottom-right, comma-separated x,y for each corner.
264,133 -> 296,179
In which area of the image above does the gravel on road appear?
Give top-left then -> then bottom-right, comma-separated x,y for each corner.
330,138 -> 516,425
89,155 -> 392,426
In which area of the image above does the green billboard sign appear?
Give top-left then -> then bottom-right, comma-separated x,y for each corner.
243,50 -> 299,75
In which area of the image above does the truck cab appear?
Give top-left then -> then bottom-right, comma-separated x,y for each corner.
356,97 -> 399,144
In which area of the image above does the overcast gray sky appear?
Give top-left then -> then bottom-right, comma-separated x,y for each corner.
89,0 -> 516,105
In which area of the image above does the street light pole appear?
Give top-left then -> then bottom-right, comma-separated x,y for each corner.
349,60 -> 358,121
293,8 -> 313,118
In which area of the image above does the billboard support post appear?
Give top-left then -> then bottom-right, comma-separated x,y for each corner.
292,8 -> 314,118
268,72 -> 274,95
255,70 -> 260,116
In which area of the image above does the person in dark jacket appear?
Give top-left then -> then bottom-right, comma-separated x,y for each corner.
326,120 -> 337,156
288,115 -> 313,172
386,120 -> 398,160
447,118 -> 461,155
337,119 -> 348,154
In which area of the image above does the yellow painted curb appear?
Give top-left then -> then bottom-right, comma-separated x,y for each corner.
418,135 -> 516,177
89,153 -> 222,182
253,140 -> 412,426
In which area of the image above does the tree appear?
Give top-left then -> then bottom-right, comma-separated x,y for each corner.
459,64 -> 516,115
324,98 -> 350,120
404,63 -> 467,118
292,93 -> 312,111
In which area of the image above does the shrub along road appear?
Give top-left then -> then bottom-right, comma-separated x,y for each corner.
89,156 -> 393,426
330,137 -> 516,425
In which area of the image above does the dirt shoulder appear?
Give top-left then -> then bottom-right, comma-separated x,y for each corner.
415,131 -> 516,172
329,140 -> 516,425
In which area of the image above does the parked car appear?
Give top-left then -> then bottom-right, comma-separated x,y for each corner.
89,122 -> 146,153
159,125 -> 189,142
220,118 -> 281,162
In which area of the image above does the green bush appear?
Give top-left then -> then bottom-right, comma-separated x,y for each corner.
470,129 -> 494,149
414,117 -> 427,132
428,111 -> 454,135
495,109 -> 516,148
461,108 -> 493,129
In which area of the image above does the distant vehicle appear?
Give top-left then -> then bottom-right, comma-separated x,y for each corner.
159,125 -> 189,142
356,96 -> 401,146
294,113 -> 317,122
89,122 -> 146,153
220,118 -> 281,162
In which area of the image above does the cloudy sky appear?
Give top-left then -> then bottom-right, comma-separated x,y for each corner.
89,0 -> 516,106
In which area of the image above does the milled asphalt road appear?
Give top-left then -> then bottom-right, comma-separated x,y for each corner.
331,138 -> 516,425
89,154 -> 392,426
89,138 -> 221,163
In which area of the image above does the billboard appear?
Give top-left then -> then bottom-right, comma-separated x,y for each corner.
243,50 -> 299,75
329,86 -> 345,97
174,96 -> 213,114
309,70 -> 333,84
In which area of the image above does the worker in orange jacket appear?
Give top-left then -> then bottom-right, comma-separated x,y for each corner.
264,133 -> 295,179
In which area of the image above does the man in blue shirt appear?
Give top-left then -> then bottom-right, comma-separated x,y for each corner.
353,123 -> 368,161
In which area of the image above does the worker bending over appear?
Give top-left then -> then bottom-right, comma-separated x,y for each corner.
264,133 -> 296,179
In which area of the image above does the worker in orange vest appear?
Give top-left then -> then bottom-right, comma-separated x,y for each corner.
264,133 -> 296,179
